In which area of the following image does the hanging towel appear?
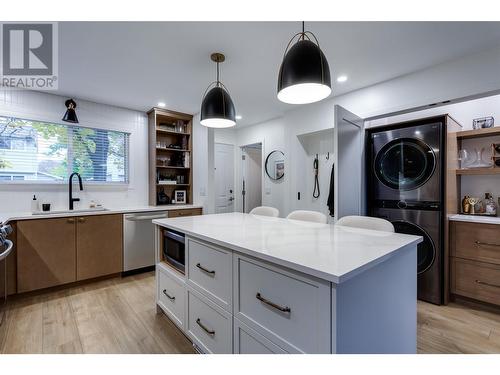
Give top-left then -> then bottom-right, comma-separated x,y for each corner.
327,163 -> 335,216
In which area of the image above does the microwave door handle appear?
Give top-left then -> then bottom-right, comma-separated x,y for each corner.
165,231 -> 185,243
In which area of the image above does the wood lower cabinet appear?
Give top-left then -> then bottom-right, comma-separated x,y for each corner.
168,208 -> 202,218
76,214 -> 123,280
16,214 -> 123,293
450,221 -> 500,306
17,217 -> 77,293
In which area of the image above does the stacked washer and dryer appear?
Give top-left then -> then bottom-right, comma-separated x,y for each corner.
367,115 -> 456,305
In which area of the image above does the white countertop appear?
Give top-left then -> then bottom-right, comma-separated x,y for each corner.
449,214 -> 500,225
0,204 -> 202,225
153,212 -> 422,284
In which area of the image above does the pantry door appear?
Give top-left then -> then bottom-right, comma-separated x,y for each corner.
214,143 -> 235,213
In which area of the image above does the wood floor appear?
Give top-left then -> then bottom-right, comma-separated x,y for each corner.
0,272 -> 194,354
2,271 -> 500,353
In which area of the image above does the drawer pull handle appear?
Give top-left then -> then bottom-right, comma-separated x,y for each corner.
196,318 -> 215,336
475,280 -> 500,289
196,263 -> 215,275
162,289 -> 175,300
475,241 -> 500,248
256,292 -> 291,313
67,218 -> 75,223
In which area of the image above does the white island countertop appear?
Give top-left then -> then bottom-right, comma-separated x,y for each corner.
153,212 -> 422,284
0,204 -> 202,225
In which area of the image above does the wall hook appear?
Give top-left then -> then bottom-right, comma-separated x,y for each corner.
326,152 -> 330,160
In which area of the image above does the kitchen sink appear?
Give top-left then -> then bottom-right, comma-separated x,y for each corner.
32,207 -> 109,215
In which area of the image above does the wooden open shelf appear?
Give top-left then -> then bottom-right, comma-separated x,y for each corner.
148,107 -> 193,206
156,147 -> 190,152
155,128 -> 191,136
456,127 -> 500,139
456,167 -> 500,175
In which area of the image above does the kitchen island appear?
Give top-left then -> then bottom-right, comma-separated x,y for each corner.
153,212 -> 422,354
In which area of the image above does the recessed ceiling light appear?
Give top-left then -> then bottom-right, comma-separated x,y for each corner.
157,102 -> 166,107
235,115 -> 242,120
337,75 -> 348,83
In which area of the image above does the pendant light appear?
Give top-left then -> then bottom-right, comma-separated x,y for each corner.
200,53 -> 236,128
62,99 -> 79,123
277,22 -> 331,105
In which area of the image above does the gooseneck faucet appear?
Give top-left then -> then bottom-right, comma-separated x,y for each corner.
69,172 -> 83,210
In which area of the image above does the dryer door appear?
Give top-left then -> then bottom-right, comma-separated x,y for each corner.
392,220 -> 436,274
374,138 -> 436,191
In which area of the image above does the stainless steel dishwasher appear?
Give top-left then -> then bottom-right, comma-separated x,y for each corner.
123,211 -> 168,272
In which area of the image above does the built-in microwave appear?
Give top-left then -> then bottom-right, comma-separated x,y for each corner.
162,229 -> 185,273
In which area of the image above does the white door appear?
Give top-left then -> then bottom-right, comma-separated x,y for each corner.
241,146 -> 262,213
334,105 -> 364,219
215,143 -> 235,213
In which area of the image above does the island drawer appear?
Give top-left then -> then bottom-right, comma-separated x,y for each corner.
186,288 -> 232,354
168,208 -> 202,218
451,221 -> 500,265
451,257 -> 500,306
157,265 -> 186,331
187,238 -> 232,311
234,318 -> 287,354
233,255 -> 331,353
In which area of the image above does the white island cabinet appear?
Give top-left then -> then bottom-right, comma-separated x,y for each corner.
153,213 -> 422,354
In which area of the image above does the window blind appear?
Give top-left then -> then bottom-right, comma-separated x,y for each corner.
0,116 -> 129,183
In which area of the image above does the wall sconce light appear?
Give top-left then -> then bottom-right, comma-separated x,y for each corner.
62,99 -> 79,123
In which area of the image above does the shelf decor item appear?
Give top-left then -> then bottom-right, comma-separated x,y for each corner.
277,21 -> 331,105
468,147 -> 492,168
472,116 -> 494,129
174,190 -> 186,204
200,53 -> 236,128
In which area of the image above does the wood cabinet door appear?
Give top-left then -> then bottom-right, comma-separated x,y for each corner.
76,214 -> 123,280
17,218 -> 76,293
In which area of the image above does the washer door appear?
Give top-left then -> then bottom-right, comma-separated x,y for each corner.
374,138 -> 436,191
392,220 -> 436,274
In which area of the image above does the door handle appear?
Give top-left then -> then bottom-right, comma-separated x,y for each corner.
162,289 -> 175,300
476,241 -> 500,248
196,318 -> 215,336
196,263 -> 215,276
256,292 -> 291,313
228,197 -> 235,201
476,280 -> 500,289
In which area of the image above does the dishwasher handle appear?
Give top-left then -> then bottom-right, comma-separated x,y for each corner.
125,213 -> 168,221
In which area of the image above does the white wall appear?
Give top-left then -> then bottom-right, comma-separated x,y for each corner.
0,90 -> 149,212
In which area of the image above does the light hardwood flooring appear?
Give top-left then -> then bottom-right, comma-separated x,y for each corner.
0,272 -> 194,354
2,272 -> 500,353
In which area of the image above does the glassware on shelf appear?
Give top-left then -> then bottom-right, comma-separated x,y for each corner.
485,193 -> 497,216
468,147 -> 492,168
458,149 -> 470,169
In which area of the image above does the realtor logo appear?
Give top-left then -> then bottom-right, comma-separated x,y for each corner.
0,22 -> 58,89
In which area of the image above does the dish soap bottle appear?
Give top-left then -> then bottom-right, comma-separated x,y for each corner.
31,195 -> 39,213
485,193 -> 497,216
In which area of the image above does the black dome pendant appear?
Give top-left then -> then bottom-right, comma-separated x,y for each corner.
277,22 -> 331,105
200,53 -> 236,128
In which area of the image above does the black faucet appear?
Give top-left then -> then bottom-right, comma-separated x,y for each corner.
69,172 -> 83,210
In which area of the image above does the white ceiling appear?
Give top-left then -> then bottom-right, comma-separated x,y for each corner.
56,22 -> 500,127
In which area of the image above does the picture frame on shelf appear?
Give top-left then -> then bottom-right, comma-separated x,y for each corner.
174,190 -> 186,204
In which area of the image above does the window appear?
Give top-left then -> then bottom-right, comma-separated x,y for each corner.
0,116 -> 129,183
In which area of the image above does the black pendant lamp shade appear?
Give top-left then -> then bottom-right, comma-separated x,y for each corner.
277,23 -> 331,104
200,53 -> 236,128
62,99 -> 79,123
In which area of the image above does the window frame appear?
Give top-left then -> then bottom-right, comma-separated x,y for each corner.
0,115 -> 131,186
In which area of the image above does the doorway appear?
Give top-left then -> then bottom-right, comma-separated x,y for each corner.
241,143 -> 262,213
214,143 -> 235,213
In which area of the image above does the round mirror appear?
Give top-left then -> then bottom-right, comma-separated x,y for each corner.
265,150 -> 285,180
